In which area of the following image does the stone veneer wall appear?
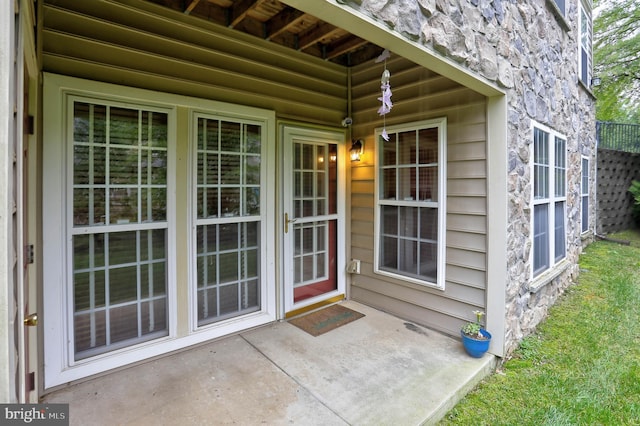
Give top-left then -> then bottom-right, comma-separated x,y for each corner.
347,0 -> 597,355
597,149 -> 640,234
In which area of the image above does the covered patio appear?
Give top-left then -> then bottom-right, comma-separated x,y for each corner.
43,302 -> 495,425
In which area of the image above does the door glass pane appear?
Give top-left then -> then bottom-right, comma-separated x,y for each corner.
220,121 -> 240,152
195,115 -> 263,327
73,230 -> 168,360
197,118 -> 262,220
71,99 -> 169,361
196,222 -> 261,326
290,139 -> 338,304
293,220 -> 337,303
328,143 -> 337,214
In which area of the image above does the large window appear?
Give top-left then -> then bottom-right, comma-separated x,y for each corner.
375,118 -> 446,288
193,115 -> 263,326
581,157 -> 589,233
533,125 -> 567,277
43,74 -> 277,388
579,1 -> 593,87
71,99 -> 170,359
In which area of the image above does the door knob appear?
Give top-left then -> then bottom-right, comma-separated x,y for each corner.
24,313 -> 38,327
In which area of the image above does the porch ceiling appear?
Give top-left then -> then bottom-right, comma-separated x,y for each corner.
144,0 -> 385,66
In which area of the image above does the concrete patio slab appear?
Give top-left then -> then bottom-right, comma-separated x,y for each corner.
42,301 -> 496,425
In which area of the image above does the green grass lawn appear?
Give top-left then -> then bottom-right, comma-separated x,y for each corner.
440,229 -> 640,425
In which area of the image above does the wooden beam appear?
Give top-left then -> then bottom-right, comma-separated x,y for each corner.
297,23 -> 341,51
325,36 -> 368,60
229,0 -> 257,28
184,0 -> 201,15
264,8 -> 304,40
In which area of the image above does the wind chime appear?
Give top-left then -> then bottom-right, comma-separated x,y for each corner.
376,49 -> 392,141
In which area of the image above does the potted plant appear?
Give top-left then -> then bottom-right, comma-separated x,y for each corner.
460,310 -> 491,358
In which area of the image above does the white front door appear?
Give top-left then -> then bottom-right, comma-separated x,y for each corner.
281,126 -> 345,316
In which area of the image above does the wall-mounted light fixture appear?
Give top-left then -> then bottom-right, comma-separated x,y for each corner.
350,139 -> 364,161
591,76 -> 601,87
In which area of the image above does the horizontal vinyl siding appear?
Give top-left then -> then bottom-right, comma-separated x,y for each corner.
42,0 -> 347,125
349,56 -> 487,337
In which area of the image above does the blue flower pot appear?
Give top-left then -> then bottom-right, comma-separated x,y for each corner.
461,329 -> 492,358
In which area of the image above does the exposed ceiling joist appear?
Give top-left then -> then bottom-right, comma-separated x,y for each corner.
147,0 -> 383,66
183,0 -> 201,14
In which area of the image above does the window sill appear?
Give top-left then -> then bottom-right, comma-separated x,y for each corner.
545,0 -> 571,32
578,79 -> 597,100
374,268 -> 446,292
581,229 -> 593,240
529,259 -> 571,293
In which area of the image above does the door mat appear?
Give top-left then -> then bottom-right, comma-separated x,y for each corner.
289,304 -> 365,336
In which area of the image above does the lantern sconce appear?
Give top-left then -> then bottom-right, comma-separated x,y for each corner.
591,76 -> 601,87
350,139 -> 364,162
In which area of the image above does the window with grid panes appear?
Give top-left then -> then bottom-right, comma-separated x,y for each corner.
194,115 -> 262,326
71,99 -> 169,360
533,125 -> 567,277
375,119 -> 446,287
579,1 -> 593,86
581,157 -> 589,233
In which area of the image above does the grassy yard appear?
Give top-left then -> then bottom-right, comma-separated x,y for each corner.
441,229 -> 640,425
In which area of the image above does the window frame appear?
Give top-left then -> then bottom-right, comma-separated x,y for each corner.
553,0 -> 566,16
42,73 -> 277,389
531,122 -> 567,278
68,97 -> 173,361
190,112 -> 269,329
546,0 -> 571,31
579,0 -> 593,88
373,118 -> 447,289
581,156 -> 590,234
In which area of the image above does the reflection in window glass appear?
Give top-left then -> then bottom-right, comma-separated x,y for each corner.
532,125 -> 566,277
71,99 -> 170,360
377,119 -> 445,286
194,115 -> 263,326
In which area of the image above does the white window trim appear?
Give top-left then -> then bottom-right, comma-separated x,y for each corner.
42,73 -> 276,388
581,156 -> 590,234
578,0 -> 593,87
530,121 -> 567,281
188,110 -> 276,332
373,118 -> 447,289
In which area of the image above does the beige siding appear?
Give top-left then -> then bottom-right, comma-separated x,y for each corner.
41,0 -> 347,126
349,56 -> 487,337
41,0 -> 488,338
